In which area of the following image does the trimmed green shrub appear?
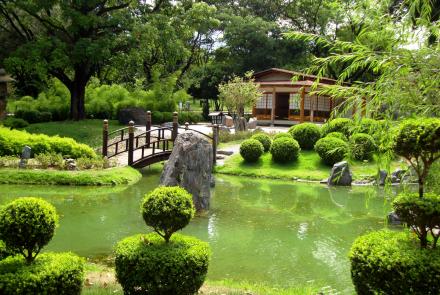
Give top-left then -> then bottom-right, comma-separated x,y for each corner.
0,240 -> 18,260
151,111 -> 164,124
349,230 -> 440,294
393,193 -> 440,248
322,118 -> 354,137
355,118 -> 381,135
115,233 -> 210,295
0,197 -> 58,263
2,117 -> 29,129
0,252 -> 84,294
325,132 -> 347,141
314,137 -> 348,166
288,123 -> 321,150
270,137 -> 300,163
0,127 -> 96,158
251,133 -> 272,152
393,118 -> 440,197
141,186 -> 195,242
350,133 -> 376,161
273,132 -> 291,140
240,139 -> 264,162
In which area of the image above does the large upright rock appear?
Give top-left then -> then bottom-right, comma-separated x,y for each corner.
160,132 -> 213,211
328,161 -> 352,186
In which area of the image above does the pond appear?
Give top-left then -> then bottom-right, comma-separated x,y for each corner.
0,173 -> 398,293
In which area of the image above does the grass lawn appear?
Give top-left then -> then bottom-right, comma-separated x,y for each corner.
82,262 -> 318,295
25,119 -> 123,148
0,166 -> 142,186
216,150 -> 402,181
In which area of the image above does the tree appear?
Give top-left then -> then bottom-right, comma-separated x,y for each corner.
0,0 -> 134,120
218,71 -> 261,131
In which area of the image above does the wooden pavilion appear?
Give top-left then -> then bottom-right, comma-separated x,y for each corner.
252,68 -> 338,125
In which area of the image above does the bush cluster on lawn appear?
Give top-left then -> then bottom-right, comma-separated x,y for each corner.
0,198 -> 84,294
270,137 -> 300,163
288,123 -> 321,150
349,230 -> 440,295
314,137 -> 348,166
251,133 -> 272,152
321,118 -> 354,137
0,127 -> 96,158
325,131 -> 347,141
349,133 -> 376,161
115,186 -> 210,294
272,132 -> 291,140
240,139 -> 264,162
1,117 -> 29,129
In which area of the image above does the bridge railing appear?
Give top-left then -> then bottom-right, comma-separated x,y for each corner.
102,111 -> 219,167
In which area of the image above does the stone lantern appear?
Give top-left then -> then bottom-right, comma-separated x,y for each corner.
0,69 -> 14,120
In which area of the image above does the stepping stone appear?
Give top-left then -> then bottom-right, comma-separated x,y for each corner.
217,150 -> 234,156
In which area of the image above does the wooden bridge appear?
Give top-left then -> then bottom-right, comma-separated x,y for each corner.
102,111 -> 219,168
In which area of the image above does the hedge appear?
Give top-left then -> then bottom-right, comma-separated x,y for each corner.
115,233 -> 210,295
0,167 -> 142,186
273,132 -> 292,140
314,137 -> 348,166
240,139 -> 264,162
349,230 -> 440,295
288,123 -> 321,150
349,133 -> 376,161
270,137 -> 300,163
325,132 -> 347,141
0,253 -> 84,295
0,127 -> 96,158
322,118 -> 354,137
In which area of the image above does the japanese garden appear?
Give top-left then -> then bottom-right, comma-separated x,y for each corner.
0,0 -> 439,294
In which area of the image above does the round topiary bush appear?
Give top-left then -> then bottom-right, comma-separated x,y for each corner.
349,133 -> 376,161
239,139 -> 264,162
0,240 -> 17,261
288,123 -> 321,150
325,132 -> 347,141
349,230 -> 440,294
314,137 -> 348,166
115,233 -> 210,295
322,118 -> 354,137
273,132 -> 292,140
393,193 -> 440,248
0,197 -> 58,263
141,186 -> 195,243
0,252 -> 84,294
251,133 -> 272,152
356,118 -> 381,135
270,137 -> 300,163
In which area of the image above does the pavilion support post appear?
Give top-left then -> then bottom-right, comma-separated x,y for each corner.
128,121 -> 134,166
300,87 -> 305,123
212,124 -> 219,166
270,88 -> 276,126
102,119 -> 108,157
172,112 -> 178,142
146,111 -> 151,148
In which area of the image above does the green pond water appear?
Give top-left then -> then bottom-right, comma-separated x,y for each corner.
0,173 -> 398,293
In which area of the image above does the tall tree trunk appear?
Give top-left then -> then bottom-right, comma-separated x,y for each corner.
69,79 -> 86,120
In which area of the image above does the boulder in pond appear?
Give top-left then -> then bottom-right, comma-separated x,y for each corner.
160,132 -> 213,211
387,211 -> 402,225
391,168 -> 406,184
328,161 -> 352,186
117,107 -> 146,125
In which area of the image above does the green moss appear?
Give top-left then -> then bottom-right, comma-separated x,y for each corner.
0,167 -> 141,186
217,150 -> 400,181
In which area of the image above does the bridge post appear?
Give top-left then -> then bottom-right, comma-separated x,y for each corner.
172,112 -> 178,141
212,124 -> 219,165
128,121 -> 134,166
146,111 -> 151,148
102,119 -> 108,157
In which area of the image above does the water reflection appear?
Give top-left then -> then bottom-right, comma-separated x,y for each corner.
0,174 -> 399,293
